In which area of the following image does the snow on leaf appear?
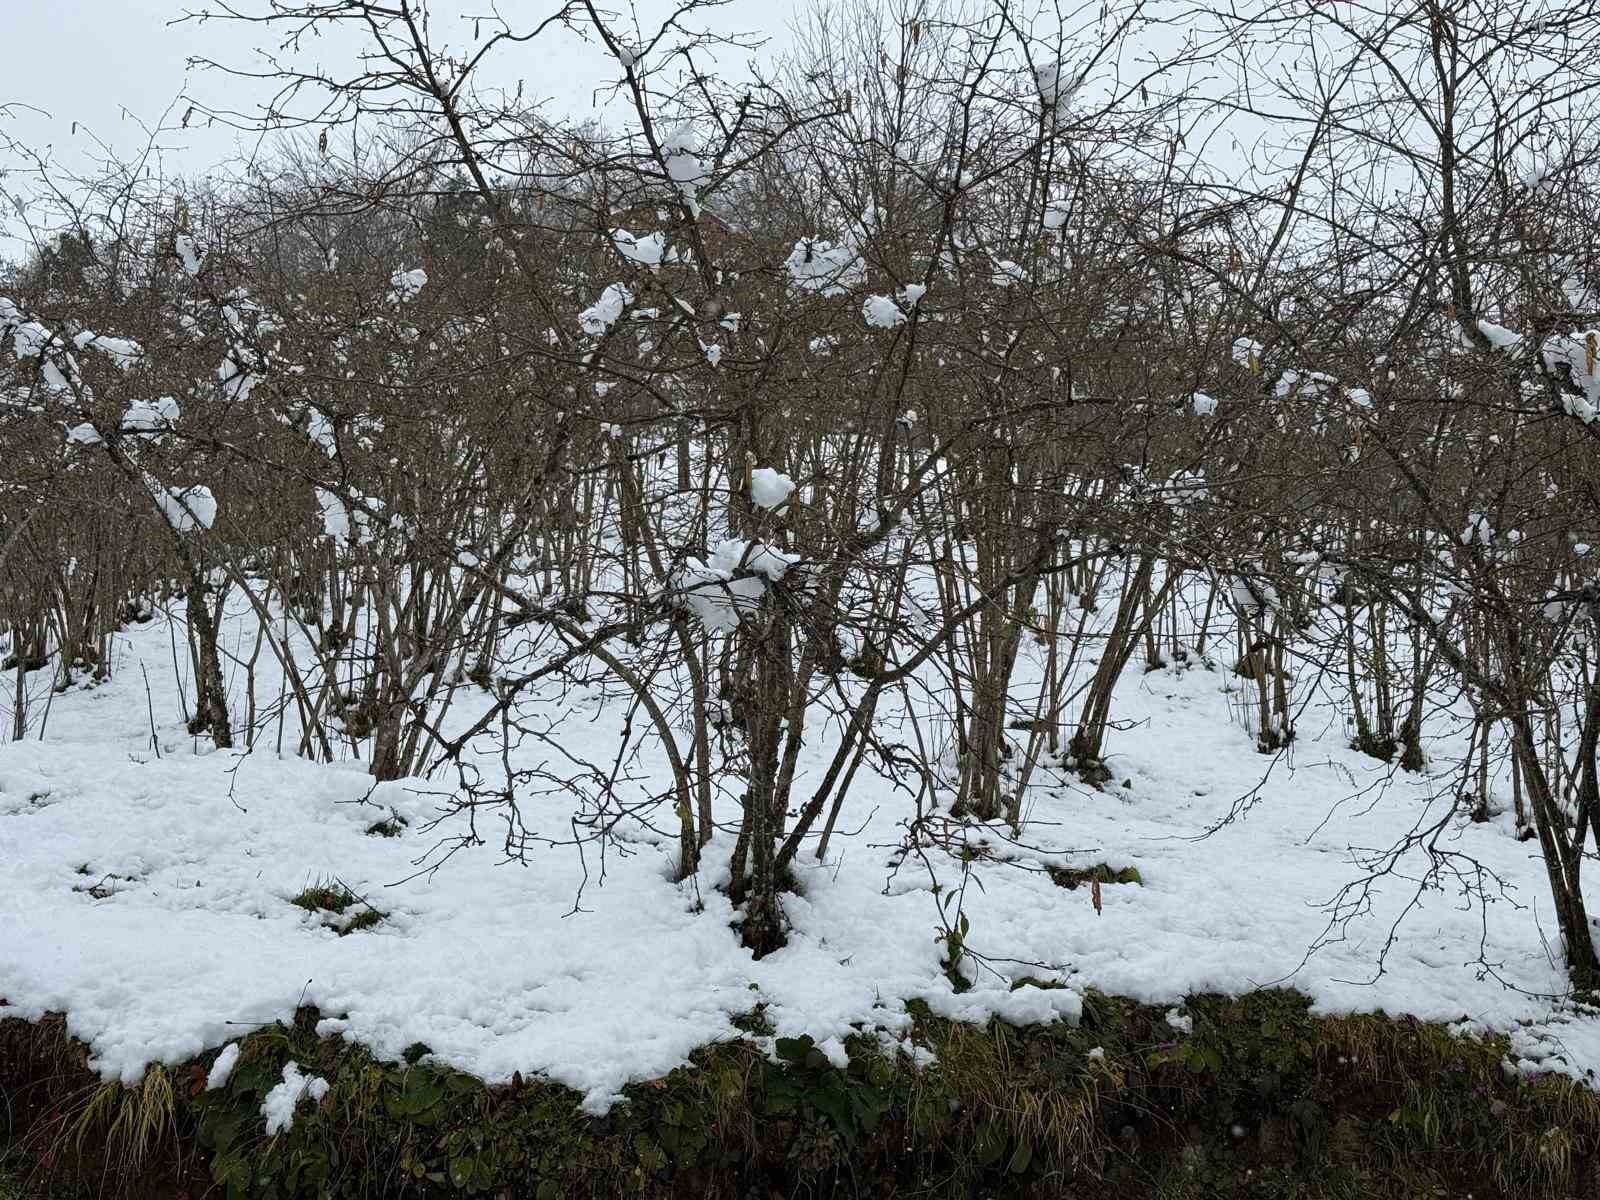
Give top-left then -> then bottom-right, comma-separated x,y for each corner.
862,294 -> 907,329
206,1043 -> 240,1090
217,354 -> 261,402
579,283 -> 634,336
1475,319 -> 1523,352
72,331 -> 144,369
122,396 -> 180,434
316,487 -> 351,546
146,479 -> 217,533
990,259 -> 1026,288
175,234 -> 203,277
305,408 -> 337,456
749,467 -> 795,511
1034,60 -> 1080,113
674,539 -> 798,632
1462,512 -> 1494,547
611,229 -> 666,268
262,1061 -> 326,1135
1540,329 -> 1600,424
388,267 -> 428,303
659,123 -> 708,199
784,240 -> 865,296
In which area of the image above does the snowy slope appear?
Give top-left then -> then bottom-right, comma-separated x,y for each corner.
3,604 -> 1600,1114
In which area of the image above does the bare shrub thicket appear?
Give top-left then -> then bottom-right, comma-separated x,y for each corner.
3,0 -> 1600,990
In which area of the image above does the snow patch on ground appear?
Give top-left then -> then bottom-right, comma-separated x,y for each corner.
4,614 -> 1600,1113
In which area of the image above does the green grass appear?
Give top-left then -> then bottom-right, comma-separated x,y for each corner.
3,989 -> 1598,1199
289,879 -> 386,935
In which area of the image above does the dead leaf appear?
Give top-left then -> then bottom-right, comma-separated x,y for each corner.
1091,879 -> 1102,915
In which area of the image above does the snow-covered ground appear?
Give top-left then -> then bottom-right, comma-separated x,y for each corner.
3,602 -> 1600,1116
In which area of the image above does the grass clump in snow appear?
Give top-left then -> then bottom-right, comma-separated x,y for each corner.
289,880 -> 385,935
5,990 -> 1600,1198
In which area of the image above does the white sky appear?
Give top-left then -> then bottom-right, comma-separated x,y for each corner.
0,0 -> 801,255
0,0 -> 1286,262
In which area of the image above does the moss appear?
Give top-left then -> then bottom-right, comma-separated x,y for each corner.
3,990 -> 1599,1199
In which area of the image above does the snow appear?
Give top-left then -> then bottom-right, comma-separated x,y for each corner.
146,481 -> 217,533
990,259 -> 1026,288
674,539 -> 798,633
1164,469 -> 1208,506
1462,512 -> 1494,546
1476,319 -> 1523,352
387,267 -> 428,303
579,283 -> 634,336
73,331 -> 144,369
261,1060 -> 328,1134
1034,61 -> 1079,114
899,283 -> 927,307
175,235 -> 204,277
206,1042 -> 241,1089
315,487 -> 351,546
659,123 -> 708,199
217,354 -> 261,402
122,395 -> 180,434
305,409 -> 337,456
1231,336 -> 1262,368
862,295 -> 907,329
611,229 -> 666,268
784,240 -> 865,296
1540,329 -> 1600,423
1190,391 -> 1217,416
749,467 -> 795,511
5,586 -> 1600,1115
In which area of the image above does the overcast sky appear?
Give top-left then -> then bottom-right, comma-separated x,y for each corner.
0,0 -> 800,254
1,0 -> 1281,264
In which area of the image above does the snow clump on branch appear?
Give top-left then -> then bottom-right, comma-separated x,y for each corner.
674,539 -> 798,633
